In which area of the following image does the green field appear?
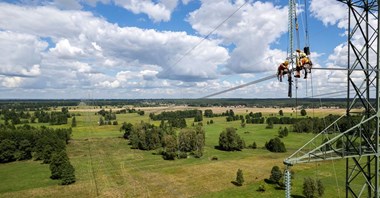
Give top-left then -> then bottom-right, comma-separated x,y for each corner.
0,107 -> 347,198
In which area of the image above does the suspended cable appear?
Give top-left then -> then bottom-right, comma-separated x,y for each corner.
294,0 -> 300,116
303,90 -> 350,98
313,77 -> 342,198
201,74 -> 277,98
312,67 -> 380,71
303,0 -> 310,47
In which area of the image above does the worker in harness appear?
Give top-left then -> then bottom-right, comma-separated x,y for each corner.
295,49 -> 312,79
277,60 -> 290,82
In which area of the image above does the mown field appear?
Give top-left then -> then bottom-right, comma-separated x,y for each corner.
0,106 -> 348,198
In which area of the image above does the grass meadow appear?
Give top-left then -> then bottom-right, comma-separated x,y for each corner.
0,107 -> 348,198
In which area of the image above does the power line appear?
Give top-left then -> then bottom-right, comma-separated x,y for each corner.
312,67 -> 380,71
200,71 -> 353,99
304,90 -> 348,98
201,74 -> 277,98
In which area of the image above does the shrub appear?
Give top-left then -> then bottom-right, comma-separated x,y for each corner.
317,179 -> 325,197
71,116 -> 77,127
178,152 -> 187,159
266,120 -> 273,129
235,169 -> 244,186
257,184 -> 266,192
162,151 -> 176,160
269,166 -> 282,184
265,137 -> 286,152
278,127 -> 289,138
303,177 -> 316,198
193,150 -> 203,158
248,141 -> 257,149
300,109 -> 307,116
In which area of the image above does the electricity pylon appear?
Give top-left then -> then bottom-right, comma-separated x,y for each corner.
284,1 -> 379,197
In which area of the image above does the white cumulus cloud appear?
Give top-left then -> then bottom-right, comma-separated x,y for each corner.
310,0 -> 347,29
0,31 -> 47,79
114,0 -> 179,22
96,80 -> 121,88
188,1 -> 288,73
50,39 -> 84,58
1,77 -> 24,88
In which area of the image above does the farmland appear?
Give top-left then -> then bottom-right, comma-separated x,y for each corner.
0,104 -> 348,198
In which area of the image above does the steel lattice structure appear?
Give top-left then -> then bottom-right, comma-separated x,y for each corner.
284,0 -> 379,197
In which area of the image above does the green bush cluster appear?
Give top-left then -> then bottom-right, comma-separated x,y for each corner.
127,122 -> 205,159
149,109 -> 202,121
265,137 -> 286,153
218,127 -> 245,151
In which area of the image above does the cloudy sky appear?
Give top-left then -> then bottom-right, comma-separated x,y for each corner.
0,0 -> 351,99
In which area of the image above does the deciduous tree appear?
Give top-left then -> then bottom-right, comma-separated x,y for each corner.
0,139 -> 16,163
162,135 -> 177,160
120,122 -> 133,139
218,127 -> 245,151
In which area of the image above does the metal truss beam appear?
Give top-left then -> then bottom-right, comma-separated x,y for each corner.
285,1 -> 379,197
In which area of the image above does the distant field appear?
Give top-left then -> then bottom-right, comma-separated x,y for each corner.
0,106 -> 348,198
70,105 -> 350,116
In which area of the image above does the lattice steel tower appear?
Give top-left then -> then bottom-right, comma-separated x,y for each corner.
284,1 -> 379,197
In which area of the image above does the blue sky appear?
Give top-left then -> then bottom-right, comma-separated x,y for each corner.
0,0 -> 352,99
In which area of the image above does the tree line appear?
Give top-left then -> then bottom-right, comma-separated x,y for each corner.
1,107 -> 71,126
115,108 -> 144,115
0,124 -> 75,185
149,109 -> 203,121
292,114 -> 367,134
0,98 -> 366,111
